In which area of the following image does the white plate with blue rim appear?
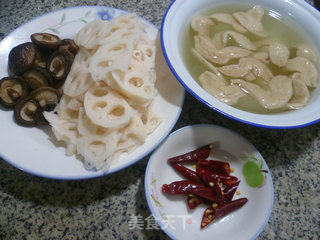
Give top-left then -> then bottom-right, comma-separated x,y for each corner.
145,124 -> 274,240
0,6 -> 184,179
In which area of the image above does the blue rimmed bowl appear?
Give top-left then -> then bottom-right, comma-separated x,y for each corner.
161,0 -> 320,129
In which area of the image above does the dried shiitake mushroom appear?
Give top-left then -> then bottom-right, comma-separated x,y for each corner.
29,86 -> 61,110
59,38 -> 79,59
34,48 -> 47,69
34,111 -> 50,126
31,33 -> 62,49
47,50 -> 72,81
8,42 -> 37,74
23,66 -> 53,90
3,32 -> 79,128
0,76 -> 28,108
13,98 -> 41,127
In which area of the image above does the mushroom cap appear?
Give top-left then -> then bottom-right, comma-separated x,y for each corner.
0,76 -> 28,108
29,86 -> 62,108
58,44 -> 76,63
47,49 -> 72,81
22,66 -> 53,90
13,97 -> 41,127
31,33 -> 62,49
60,38 -> 79,56
8,42 -> 37,74
34,48 -> 48,69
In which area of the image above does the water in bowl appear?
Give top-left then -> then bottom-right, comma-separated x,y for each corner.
182,3 -> 316,114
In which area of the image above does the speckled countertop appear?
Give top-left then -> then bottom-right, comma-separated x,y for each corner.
0,0 -> 319,239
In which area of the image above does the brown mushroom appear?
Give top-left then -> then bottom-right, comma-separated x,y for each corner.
8,42 -> 37,74
0,76 -> 28,108
13,98 -> 41,127
47,50 -> 72,81
34,111 -> 51,126
31,33 -> 62,49
34,48 -> 47,69
59,38 -> 79,59
23,66 -> 54,90
58,46 -> 76,63
29,86 -> 61,110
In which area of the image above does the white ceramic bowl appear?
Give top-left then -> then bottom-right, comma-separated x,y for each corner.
145,124 -> 274,240
161,0 -> 320,128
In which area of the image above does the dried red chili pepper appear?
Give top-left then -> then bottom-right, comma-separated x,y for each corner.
201,198 -> 248,229
162,180 -> 195,194
223,181 -> 240,202
219,174 -> 239,186
215,198 -> 248,220
188,186 -> 223,202
162,180 -> 206,195
198,159 -> 231,175
201,206 -> 215,229
187,194 -> 202,210
167,143 -> 213,164
196,166 -> 224,199
162,144 -> 247,230
197,165 -> 238,186
171,163 -> 201,183
162,180 -> 222,202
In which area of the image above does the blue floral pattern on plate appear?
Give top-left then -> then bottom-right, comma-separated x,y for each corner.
41,7 -> 130,34
96,7 -> 116,21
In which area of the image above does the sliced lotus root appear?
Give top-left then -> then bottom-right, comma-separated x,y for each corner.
114,13 -> 138,26
108,69 -> 156,103
139,33 -> 156,45
84,85 -> 135,128
56,96 -> 81,121
140,109 -> 162,135
63,60 -> 93,97
77,130 -> 119,170
98,13 -> 142,46
44,111 -> 78,145
117,115 -> 147,154
89,36 -> 136,82
65,143 -> 77,156
131,43 -> 156,69
78,107 -> 109,136
74,19 -> 109,49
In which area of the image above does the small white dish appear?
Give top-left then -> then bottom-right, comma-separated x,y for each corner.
0,6 -> 185,179
161,0 -> 320,128
145,124 -> 274,240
